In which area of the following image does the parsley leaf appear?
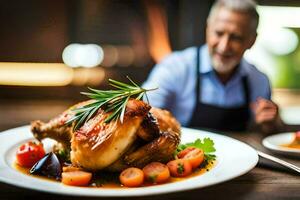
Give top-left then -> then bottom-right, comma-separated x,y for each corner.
175,138 -> 216,161
177,162 -> 184,174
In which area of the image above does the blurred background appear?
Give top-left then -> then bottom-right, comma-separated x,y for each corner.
0,0 -> 300,130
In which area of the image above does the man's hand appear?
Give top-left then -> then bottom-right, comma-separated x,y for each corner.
251,97 -> 285,134
252,97 -> 278,124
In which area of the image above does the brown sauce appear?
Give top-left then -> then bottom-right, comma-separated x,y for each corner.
281,143 -> 300,150
14,160 -> 216,188
281,133 -> 300,150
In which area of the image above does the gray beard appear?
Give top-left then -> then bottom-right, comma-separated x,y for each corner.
211,57 -> 239,74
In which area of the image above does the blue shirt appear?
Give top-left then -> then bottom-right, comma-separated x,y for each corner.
143,45 -> 271,126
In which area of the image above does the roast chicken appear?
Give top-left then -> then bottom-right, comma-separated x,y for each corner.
31,99 -> 181,171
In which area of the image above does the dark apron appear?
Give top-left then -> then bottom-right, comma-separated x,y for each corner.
188,47 -> 250,132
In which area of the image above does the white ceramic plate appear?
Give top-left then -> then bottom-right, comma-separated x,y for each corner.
0,126 -> 258,197
262,132 -> 300,157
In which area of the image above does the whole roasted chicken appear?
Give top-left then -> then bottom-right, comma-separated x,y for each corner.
31,98 -> 181,172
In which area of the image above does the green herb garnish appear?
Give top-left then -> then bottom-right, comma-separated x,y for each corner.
57,149 -> 70,163
66,76 -> 157,130
149,175 -> 158,183
175,138 -> 216,161
177,162 -> 185,174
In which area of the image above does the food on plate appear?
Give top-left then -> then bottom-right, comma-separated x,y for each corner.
282,131 -> 300,150
119,167 -> 144,187
31,99 -> 180,171
62,170 -> 93,186
31,78 -> 180,171
30,152 -> 61,179
177,147 -> 204,169
142,162 -> 170,184
14,77 -> 216,187
16,141 -> 45,168
167,159 -> 192,177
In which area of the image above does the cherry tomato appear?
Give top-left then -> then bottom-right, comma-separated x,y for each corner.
62,171 -> 92,186
16,141 -> 46,168
177,147 -> 204,169
167,159 -> 192,177
143,162 -> 170,184
119,167 -> 144,187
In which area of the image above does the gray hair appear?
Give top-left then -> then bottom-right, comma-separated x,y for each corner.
207,0 -> 259,33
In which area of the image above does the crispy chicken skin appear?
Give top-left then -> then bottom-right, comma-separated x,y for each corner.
31,99 -> 181,171
71,100 -> 150,170
135,112 -> 160,141
31,100 -> 94,149
108,107 -> 181,171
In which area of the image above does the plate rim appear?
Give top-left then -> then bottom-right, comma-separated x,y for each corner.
0,125 -> 258,197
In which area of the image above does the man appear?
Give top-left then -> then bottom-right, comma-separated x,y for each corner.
143,0 -> 284,133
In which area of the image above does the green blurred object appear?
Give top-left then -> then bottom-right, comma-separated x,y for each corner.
273,28 -> 300,89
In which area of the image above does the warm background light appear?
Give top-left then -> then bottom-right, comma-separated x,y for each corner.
0,62 -> 105,86
62,44 -> 104,68
0,63 -> 73,86
145,1 -> 172,63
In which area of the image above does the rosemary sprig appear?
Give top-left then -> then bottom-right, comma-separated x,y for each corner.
65,76 -> 157,131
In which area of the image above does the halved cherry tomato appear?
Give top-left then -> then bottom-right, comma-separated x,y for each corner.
143,162 -> 170,184
119,167 -> 144,187
62,171 -> 92,186
16,141 -> 46,168
177,147 -> 204,169
167,159 -> 192,177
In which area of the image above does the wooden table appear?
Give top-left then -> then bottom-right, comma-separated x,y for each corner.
0,100 -> 299,200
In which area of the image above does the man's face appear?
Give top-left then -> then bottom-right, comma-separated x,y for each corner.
206,7 -> 256,75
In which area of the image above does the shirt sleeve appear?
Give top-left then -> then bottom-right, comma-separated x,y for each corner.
142,53 -> 184,110
249,69 -> 272,102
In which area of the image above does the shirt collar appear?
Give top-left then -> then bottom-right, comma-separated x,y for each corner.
199,45 -> 213,74
199,44 -> 248,78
